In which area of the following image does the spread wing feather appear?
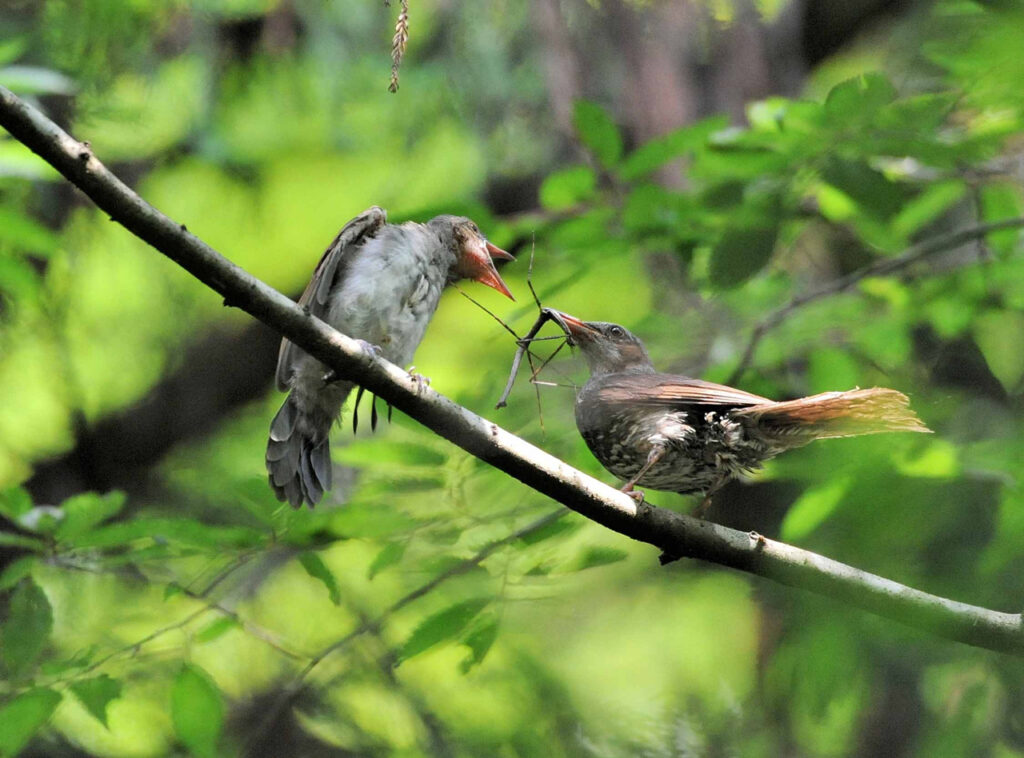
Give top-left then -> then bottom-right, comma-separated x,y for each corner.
594,374 -> 771,409
275,206 -> 387,390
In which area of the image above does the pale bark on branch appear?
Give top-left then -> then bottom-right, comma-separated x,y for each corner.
2,84 -> 1022,655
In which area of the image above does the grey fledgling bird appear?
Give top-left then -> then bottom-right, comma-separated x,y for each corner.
267,207 -> 514,508
551,311 -> 929,510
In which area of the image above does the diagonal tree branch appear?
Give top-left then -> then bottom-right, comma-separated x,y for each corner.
725,217 -> 1024,385
2,84 -> 1023,655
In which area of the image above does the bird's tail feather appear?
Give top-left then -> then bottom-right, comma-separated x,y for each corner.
735,388 -> 931,441
266,395 -> 333,508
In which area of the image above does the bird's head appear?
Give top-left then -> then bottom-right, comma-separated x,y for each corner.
431,216 -> 515,300
549,310 -> 655,376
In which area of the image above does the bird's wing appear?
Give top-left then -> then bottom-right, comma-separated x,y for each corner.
276,206 -> 388,390
595,374 -> 772,409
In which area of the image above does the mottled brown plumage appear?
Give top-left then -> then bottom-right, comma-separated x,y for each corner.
551,311 -> 930,508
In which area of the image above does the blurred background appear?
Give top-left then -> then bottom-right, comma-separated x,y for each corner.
2,0 -> 1024,755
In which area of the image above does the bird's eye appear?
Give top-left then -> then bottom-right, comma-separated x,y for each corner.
609,326 -> 625,338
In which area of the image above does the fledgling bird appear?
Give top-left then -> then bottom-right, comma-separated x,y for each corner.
267,207 -> 514,508
550,311 -> 930,511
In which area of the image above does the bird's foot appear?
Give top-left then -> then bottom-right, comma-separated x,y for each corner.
357,339 -> 384,358
330,341 -> 383,385
693,494 -> 713,519
620,484 -> 646,504
407,366 -> 431,395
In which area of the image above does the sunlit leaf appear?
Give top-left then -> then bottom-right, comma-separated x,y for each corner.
368,542 -> 406,579
980,183 -> 1024,257
298,551 -> 342,605
0,688 -> 61,758
330,502 -> 421,539
514,516 -> 576,547
69,675 -> 122,727
0,207 -> 60,255
621,116 -> 727,179
1,577 -> 52,678
171,664 -> 223,758
823,73 -> 896,124
895,440 -> 960,479
539,165 -> 597,211
69,518 -> 265,550
195,616 -> 242,644
54,490 -> 127,541
573,100 -> 622,167
974,310 -> 1024,391
398,598 -> 490,663
890,181 -> 965,240
780,476 -> 853,541
563,546 -> 629,572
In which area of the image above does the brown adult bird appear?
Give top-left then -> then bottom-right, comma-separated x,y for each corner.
267,207 -> 514,508
550,311 -> 930,511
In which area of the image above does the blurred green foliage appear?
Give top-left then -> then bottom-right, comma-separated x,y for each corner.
2,0 -> 1024,756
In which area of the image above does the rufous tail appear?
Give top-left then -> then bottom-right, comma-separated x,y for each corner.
735,388 -> 931,440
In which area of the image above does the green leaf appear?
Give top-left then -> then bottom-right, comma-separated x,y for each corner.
708,224 -> 778,288
398,598 -> 490,664
895,440 -> 960,479
195,616 -> 241,644
821,157 -> 904,221
70,518 -> 264,550
514,516 -> 576,547
974,310 -> 1024,391
823,73 -> 896,123
55,491 -> 127,541
2,578 -> 53,678
980,183 -> 1024,257
620,116 -> 727,179
0,557 -> 34,592
890,181 -> 966,241
573,100 -> 622,166
780,476 -> 853,541
171,664 -> 224,758
330,502 -> 420,538
538,166 -> 596,211
563,546 -> 629,572
368,542 -> 406,579
338,440 -> 446,467
0,37 -> 28,67
298,551 -> 341,605
0,207 -> 60,255
69,675 -> 122,728
0,487 -> 32,520
0,688 -> 61,757
460,614 -> 499,673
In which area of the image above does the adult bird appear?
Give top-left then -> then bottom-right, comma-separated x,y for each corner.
549,311 -> 930,512
267,207 -> 514,508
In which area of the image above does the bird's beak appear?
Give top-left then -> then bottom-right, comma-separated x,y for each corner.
464,237 -> 515,300
486,241 -> 515,261
547,309 -> 595,345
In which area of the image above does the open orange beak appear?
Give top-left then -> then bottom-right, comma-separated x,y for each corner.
468,239 -> 515,300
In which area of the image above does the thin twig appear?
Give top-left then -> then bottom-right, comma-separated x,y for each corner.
726,217 -> 1024,384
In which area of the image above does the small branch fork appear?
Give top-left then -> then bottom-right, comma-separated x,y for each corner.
4,85 -> 1024,660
